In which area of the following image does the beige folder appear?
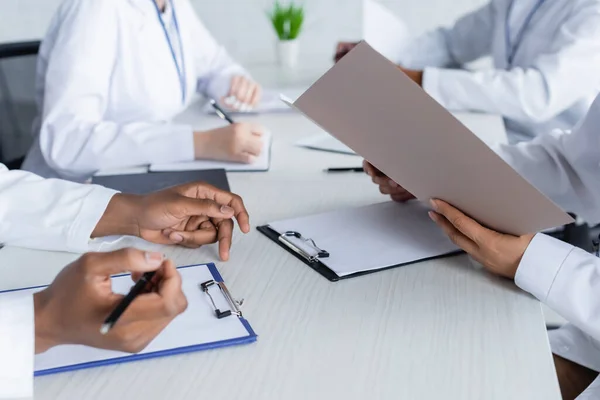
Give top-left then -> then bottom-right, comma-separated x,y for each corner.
289,42 -> 573,235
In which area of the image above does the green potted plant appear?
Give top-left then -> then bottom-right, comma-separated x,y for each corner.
268,1 -> 304,68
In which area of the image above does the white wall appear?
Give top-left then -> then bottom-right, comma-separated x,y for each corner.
0,0 -> 489,65
0,0 -> 363,65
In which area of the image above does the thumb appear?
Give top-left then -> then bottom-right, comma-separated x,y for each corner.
177,197 -> 235,219
85,248 -> 165,276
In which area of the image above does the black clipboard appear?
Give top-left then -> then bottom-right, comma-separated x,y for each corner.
257,225 -> 462,282
92,169 -> 230,194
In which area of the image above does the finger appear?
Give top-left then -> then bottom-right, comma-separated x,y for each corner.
84,249 -> 165,277
165,226 -> 217,247
184,215 -> 213,232
177,197 -> 237,220
117,261 -> 186,323
224,77 -> 242,108
170,228 -> 218,248
362,159 -> 375,177
250,124 -> 265,138
216,219 -> 234,261
176,184 -> 251,234
178,184 -> 251,233
242,137 -> 264,157
378,184 -> 408,196
228,76 -> 242,97
249,84 -> 262,106
238,81 -> 256,106
430,199 -> 489,244
428,211 -> 480,255
233,79 -> 251,105
391,193 -> 416,203
229,152 -> 256,164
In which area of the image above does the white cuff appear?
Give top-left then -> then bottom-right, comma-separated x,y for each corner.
514,233 -> 575,302
0,294 -> 34,399
422,67 -> 444,106
205,68 -> 251,100
67,186 -> 118,253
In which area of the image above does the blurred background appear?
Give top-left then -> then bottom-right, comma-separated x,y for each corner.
0,0 -> 485,163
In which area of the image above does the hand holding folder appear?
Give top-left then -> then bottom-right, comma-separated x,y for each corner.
287,42 -> 573,235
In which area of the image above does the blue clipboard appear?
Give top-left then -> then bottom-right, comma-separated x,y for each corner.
1,263 -> 257,376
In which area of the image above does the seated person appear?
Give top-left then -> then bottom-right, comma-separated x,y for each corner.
365,91 -> 600,399
23,0 -> 265,181
336,0 -> 600,144
0,163 -> 250,397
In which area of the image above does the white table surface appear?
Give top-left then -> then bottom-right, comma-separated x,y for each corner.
0,109 -> 561,399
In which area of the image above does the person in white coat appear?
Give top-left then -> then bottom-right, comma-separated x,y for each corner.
22,0 -> 266,181
335,0 -> 600,144
364,92 -> 600,398
0,164 -> 251,397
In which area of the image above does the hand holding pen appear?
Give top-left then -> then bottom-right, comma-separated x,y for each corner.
33,249 -> 187,354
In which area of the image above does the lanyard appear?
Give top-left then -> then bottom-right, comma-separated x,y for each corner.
504,0 -> 545,67
151,0 -> 187,103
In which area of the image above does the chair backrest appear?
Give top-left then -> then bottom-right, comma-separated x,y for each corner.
0,41 -> 40,168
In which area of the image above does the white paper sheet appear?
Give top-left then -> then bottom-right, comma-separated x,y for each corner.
363,0 -> 410,61
0,265 -> 252,372
268,201 -> 459,277
94,166 -> 149,176
150,131 -> 272,172
203,88 -> 306,114
295,133 -> 357,155
294,113 -> 506,156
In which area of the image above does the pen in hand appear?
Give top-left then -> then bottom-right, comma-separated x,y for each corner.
100,271 -> 157,334
210,99 -> 235,124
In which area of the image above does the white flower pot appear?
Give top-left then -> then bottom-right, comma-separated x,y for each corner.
276,39 -> 300,68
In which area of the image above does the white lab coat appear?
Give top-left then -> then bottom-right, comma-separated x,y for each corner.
515,235 -> 600,399
492,93 -> 600,398
396,0 -> 600,144
0,164 -> 116,398
22,0 -> 248,182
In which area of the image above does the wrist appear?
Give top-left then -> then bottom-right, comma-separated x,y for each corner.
33,291 -> 59,353
193,131 -> 211,159
91,193 -> 142,238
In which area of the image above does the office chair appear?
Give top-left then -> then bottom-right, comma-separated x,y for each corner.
0,41 -> 40,170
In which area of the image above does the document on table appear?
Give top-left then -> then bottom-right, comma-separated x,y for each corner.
94,166 -> 149,176
203,87 -> 306,114
0,264 -> 257,375
294,113 -> 506,155
287,42 -> 573,235
267,201 -> 459,277
296,132 -> 356,155
150,131 -> 272,172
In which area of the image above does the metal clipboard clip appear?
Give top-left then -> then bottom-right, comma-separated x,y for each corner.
200,280 -> 244,319
277,231 -> 330,263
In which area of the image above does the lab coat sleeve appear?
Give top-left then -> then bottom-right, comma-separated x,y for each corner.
39,0 -> 195,181
0,294 -> 33,399
516,234 -> 600,346
182,0 -> 250,99
493,94 -> 600,225
423,1 -> 600,124
398,3 -> 494,69
0,165 -> 116,253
